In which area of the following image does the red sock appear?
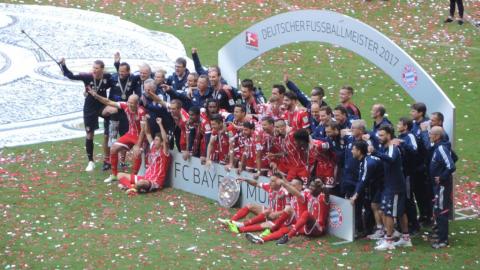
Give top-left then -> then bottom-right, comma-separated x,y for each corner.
288,211 -> 310,238
111,153 -> 119,175
262,226 -> 290,242
271,212 -> 291,231
232,207 -> 249,221
243,213 -> 266,226
239,224 -> 263,233
132,155 -> 142,175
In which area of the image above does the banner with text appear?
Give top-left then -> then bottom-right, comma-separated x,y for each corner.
218,10 -> 455,143
168,152 -> 354,242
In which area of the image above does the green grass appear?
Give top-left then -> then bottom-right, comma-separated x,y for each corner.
1,0 -> 480,269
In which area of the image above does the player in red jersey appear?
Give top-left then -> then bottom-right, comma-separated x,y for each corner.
169,99 -> 190,152
218,173 -> 289,233
199,99 -> 218,163
254,116 -> 276,177
281,92 -> 310,132
246,179 -> 329,244
257,95 -> 284,121
118,117 -> 171,194
270,123 -> 310,183
226,104 -> 247,137
205,114 -> 230,165
184,106 -> 203,160
339,85 -> 361,119
226,121 -> 257,173
87,89 -> 146,183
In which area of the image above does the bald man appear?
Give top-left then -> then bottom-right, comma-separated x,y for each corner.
88,89 -> 147,183
428,126 -> 456,249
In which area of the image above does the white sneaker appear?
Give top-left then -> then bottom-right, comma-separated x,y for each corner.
375,240 -> 395,251
85,161 -> 95,172
245,233 -> 264,244
393,230 -> 402,238
104,174 -> 118,183
393,237 -> 413,247
367,229 -> 385,240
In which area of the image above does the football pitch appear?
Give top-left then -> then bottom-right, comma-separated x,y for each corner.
1,0 -> 479,269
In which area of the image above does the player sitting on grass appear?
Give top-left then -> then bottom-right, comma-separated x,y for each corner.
218,173 -> 289,233
118,117 -> 170,195
245,178 -> 329,244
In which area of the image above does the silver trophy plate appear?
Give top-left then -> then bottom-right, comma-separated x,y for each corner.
218,175 -> 241,208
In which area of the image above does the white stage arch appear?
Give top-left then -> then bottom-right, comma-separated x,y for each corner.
218,10 -> 455,142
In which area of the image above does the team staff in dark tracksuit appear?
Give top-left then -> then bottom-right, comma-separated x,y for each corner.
370,125 -> 412,250
350,140 -> 385,238
396,117 -> 421,233
166,75 -> 212,111
410,102 -> 433,226
429,126 -> 456,249
167,57 -> 190,93
60,58 -> 116,172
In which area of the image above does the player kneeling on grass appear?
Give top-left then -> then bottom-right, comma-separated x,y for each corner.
246,179 -> 329,245
118,117 -> 170,195
218,172 -> 289,233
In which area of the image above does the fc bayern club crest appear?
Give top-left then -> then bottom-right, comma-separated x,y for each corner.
329,204 -> 343,228
402,64 -> 418,89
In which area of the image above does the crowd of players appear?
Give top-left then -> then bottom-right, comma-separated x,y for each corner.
60,48 -> 456,250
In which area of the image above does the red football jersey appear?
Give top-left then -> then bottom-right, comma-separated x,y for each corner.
289,190 -> 309,220
209,130 -> 230,164
119,102 -> 146,136
257,103 -> 283,120
282,108 -> 310,131
306,193 -> 329,232
255,130 -> 275,169
171,108 -> 189,151
144,142 -> 171,189
259,183 -> 289,212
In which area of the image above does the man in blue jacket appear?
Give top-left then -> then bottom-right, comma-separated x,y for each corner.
429,126 -> 456,249
370,125 -> 412,250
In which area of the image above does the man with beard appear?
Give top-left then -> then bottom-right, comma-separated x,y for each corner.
281,92 -> 310,132
370,125 -> 412,250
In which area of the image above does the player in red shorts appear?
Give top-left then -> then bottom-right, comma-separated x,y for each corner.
244,177 -> 307,243
270,122 -> 310,183
87,89 -> 146,183
281,92 -> 310,132
117,117 -> 170,194
246,179 -> 329,244
218,172 -> 289,233
205,114 -> 230,166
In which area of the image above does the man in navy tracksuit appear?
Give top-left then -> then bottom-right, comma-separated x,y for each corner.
350,140 -> 385,238
370,125 -> 412,250
396,117 -> 421,233
340,119 -> 370,236
429,126 -> 456,249
410,102 -> 433,225
164,74 -> 212,111
371,104 -> 392,135
167,57 -> 190,93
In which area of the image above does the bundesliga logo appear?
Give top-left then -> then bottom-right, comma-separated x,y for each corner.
402,64 -> 418,89
245,31 -> 259,48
